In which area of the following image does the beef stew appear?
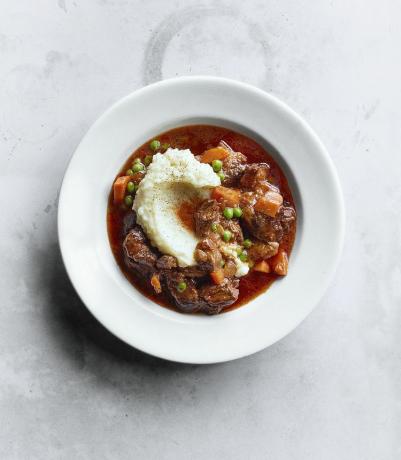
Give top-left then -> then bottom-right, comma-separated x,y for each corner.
107,125 -> 296,314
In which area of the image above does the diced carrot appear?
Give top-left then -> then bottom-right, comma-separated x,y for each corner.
150,274 -> 162,293
254,191 -> 283,217
210,269 -> 225,285
212,186 -> 241,207
253,260 -> 271,273
113,176 -> 131,203
200,147 -> 229,163
270,250 -> 288,276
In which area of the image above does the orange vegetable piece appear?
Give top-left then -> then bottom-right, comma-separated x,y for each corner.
253,260 -> 271,273
150,274 -> 162,293
200,147 -> 229,164
270,250 -> 288,276
210,269 -> 225,285
212,186 -> 241,207
254,191 -> 283,217
113,176 -> 131,204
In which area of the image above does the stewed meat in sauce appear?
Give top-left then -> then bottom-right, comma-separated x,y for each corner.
107,125 -> 296,315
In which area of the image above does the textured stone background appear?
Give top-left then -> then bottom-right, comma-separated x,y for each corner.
0,1 -> 400,459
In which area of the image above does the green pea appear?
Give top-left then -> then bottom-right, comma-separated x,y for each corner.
212,159 -> 222,172
243,239 -> 252,249
150,139 -> 161,151
233,207 -> 242,218
133,158 -> 141,164
126,181 -> 135,193
236,247 -> 242,255
177,281 -> 187,292
223,230 -> 232,242
211,223 -> 218,232
132,162 -> 145,173
217,171 -> 225,182
143,155 -> 153,166
220,260 -> 225,267
223,207 -> 234,219
126,169 -> 134,176
124,195 -> 133,207
162,143 -> 170,151
239,252 -> 248,262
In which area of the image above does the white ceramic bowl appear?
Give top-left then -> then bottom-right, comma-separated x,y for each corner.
58,76 -> 345,364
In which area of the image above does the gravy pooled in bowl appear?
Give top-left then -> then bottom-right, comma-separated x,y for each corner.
107,125 -> 296,314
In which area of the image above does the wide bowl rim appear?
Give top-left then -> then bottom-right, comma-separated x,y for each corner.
58,76 -> 345,364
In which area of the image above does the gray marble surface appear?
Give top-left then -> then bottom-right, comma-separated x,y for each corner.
1,1 -> 400,459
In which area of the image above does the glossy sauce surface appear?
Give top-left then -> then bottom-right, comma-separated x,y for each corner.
107,125 -> 296,312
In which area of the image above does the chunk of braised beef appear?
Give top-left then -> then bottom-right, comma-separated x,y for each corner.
248,241 -> 279,262
156,255 -> 178,270
224,218 -> 244,244
223,258 -> 237,277
222,151 -> 247,186
123,210 -> 137,236
243,211 -> 284,242
179,265 -> 209,278
164,273 -> 205,313
279,206 -> 297,233
194,199 -> 244,244
197,238 -> 217,252
199,278 -> 240,314
240,163 -> 270,189
195,238 -> 223,272
242,204 -> 296,243
240,163 -> 279,195
123,227 -> 157,272
194,248 -> 208,264
194,199 -> 221,237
